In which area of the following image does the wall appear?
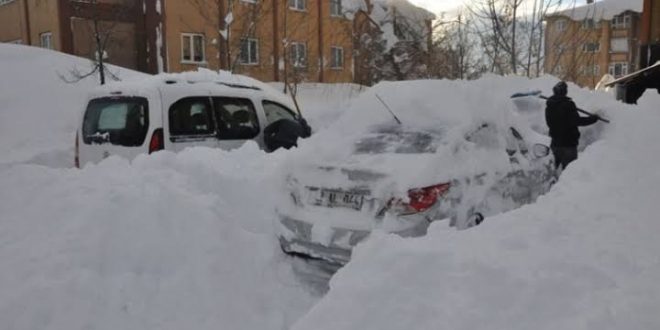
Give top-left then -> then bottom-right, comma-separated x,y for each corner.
0,0 -> 28,44
27,0 -> 61,49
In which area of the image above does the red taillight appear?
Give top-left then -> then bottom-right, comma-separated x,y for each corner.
391,182 -> 451,215
74,131 -> 80,168
407,183 -> 451,212
149,128 -> 164,154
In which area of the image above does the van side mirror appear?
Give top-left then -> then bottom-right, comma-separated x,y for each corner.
264,119 -> 305,152
532,144 -> 550,158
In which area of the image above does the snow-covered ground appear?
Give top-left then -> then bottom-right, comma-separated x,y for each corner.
2,44 -> 660,329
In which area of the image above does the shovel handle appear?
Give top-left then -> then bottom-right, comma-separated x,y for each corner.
537,95 -> 610,124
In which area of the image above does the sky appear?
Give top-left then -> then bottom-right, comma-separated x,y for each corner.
408,0 -> 591,15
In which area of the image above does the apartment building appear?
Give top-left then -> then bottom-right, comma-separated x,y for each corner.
544,0 -> 643,88
1,0 -> 433,85
640,0 -> 660,68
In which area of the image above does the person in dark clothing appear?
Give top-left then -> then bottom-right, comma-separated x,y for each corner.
545,81 -> 599,170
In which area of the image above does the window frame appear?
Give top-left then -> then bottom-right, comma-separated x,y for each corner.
330,46 -> 344,69
289,0 -> 306,11
555,19 -> 567,32
330,0 -> 342,17
240,38 -> 260,65
608,62 -> 629,77
40,32 -> 53,49
609,37 -> 629,53
582,42 -> 600,53
213,97 -> 261,140
181,33 -> 206,64
611,14 -> 630,29
289,42 -> 308,68
82,96 -> 150,146
168,96 -> 217,140
262,100 -> 298,126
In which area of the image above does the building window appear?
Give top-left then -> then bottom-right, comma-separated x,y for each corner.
555,19 -> 567,32
240,38 -> 259,65
581,18 -> 598,29
330,0 -> 342,17
611,14 -> 630,29
40,32 -> 53,50
608,62 -> 629,77
610,38 -> 628,53
289,0 -> 305,11
582,65 -> 600,77
330,46 -> 343,69
289,42 -> 307,68
181,33 -> 205,63
0,0 -> 16,5
582,42 -> 600,52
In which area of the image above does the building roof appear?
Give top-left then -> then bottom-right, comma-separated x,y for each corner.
549,0 -> 643,21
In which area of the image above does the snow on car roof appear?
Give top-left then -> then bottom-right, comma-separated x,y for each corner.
90,69 -> 297,110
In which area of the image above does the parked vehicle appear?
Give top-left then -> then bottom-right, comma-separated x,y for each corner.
277,121 -> 554,265
76,77 -> 310,167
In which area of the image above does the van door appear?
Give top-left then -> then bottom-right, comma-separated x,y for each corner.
79,96 -> 151,165
212,97 -> 262,150
166,96 -> 219,152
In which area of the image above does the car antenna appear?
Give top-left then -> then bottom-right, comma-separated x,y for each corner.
375,94 -> 402,125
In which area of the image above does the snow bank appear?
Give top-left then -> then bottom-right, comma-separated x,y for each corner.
0,44 -> 146,167
0,145 -> 316,330
290,89 -> 660,329
268,82 -> 366,131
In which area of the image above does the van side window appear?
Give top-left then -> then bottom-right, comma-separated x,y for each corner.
169,97 -> 215,137
83,97 -> 149,146
262,101 -> 297,125
213,97 -> 260,140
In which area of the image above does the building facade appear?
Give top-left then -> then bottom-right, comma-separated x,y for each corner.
544,1 -> 643,88
640,0 -> 660,68
1,0 -> 432,85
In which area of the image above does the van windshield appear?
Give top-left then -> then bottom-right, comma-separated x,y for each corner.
83,97 -> 149,146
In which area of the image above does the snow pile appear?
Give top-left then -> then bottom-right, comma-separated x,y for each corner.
553,0 -> 643,20
290,91 -> 660,329
0,146 -> 317,330
0,44 -> 146,167
268,82 -> 366,131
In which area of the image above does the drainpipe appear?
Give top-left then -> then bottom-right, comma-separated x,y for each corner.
22,0 -> 32,45
317,0 -> 324,82
273,0 -> 280,81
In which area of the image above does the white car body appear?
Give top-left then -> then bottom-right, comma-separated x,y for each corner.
76,76 -> 301,167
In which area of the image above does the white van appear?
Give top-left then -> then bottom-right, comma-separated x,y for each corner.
75,76 -> 309,167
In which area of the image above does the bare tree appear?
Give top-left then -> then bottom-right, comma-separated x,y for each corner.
59,0 -> 135,85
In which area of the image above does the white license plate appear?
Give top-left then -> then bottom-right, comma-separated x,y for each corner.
313,189 -> 366,210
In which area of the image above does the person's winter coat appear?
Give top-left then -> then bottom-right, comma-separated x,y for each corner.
545,95 -> 598,147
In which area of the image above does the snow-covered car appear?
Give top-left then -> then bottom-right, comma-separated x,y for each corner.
277,107 -> 555,265
75,75 -> 310,167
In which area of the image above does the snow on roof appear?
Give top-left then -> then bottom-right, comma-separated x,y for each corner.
551,0 -> 643,21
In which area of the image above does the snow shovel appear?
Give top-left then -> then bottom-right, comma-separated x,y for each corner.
511,90 -> 610,123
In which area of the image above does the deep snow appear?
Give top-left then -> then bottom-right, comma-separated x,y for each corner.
2,44 -> 660,330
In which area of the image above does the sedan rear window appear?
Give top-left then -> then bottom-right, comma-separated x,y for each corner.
83,97 -> 149,146
354,126 -> 444,154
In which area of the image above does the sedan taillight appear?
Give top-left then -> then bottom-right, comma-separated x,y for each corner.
385,182 -> 451,216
